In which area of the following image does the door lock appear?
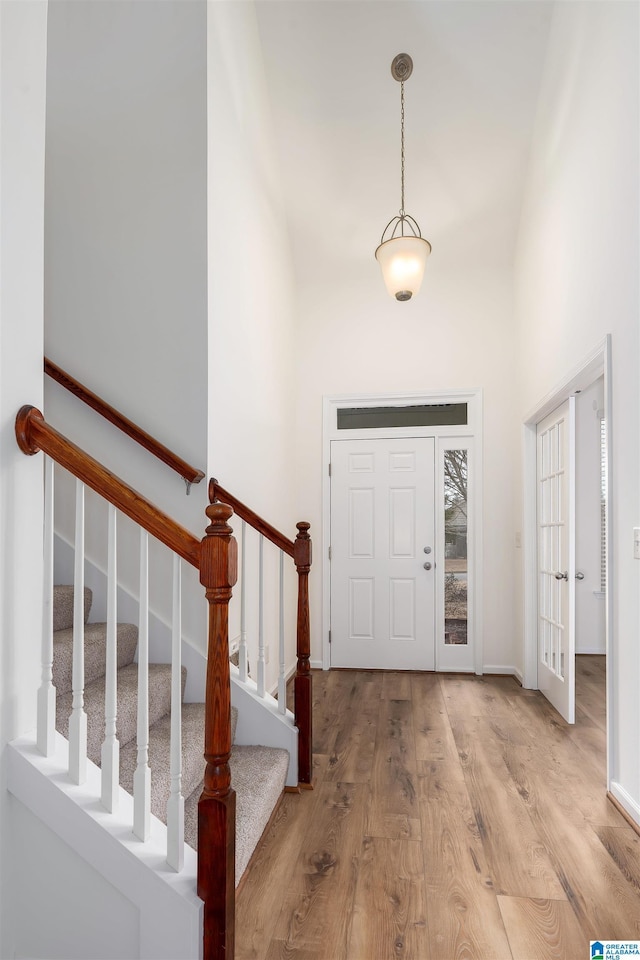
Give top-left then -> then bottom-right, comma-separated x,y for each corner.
423,546 -> 432,554
554,571 -> 569,581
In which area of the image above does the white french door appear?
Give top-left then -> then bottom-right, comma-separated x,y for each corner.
330,437 -> 435,669
537,398 -> 576,723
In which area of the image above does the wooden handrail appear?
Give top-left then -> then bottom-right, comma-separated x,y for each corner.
16,406 -> 200,568
44,357 -> 205,489
210,479 -> 295,558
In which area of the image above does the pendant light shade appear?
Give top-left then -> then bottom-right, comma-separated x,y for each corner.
376,54 -> 431,302
375,223 -> 431,302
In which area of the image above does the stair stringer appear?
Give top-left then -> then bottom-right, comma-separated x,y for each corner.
230,665 -> 299,787
7,733 -> 202,960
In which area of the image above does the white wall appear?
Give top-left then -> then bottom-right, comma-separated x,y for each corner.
10,796 -> 140,960
207,1 -> 299,690
44,0 -> 209,649
514,2 -> 639,815
0,1 -> 49,954
575,378 -> 605,655
295,256 -> 520,672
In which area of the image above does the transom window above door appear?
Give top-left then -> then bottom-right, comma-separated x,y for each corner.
337,403 -> 468,430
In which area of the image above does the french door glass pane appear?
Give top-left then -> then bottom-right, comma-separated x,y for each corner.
444,449 -> 468,644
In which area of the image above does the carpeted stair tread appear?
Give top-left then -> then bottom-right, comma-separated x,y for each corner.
119,702 -> 206,820
56,662 -> 185,764
53,622 -> 138,696
53,584 -> 92,632
183,744 -> 289,883
52,587 -> 289,882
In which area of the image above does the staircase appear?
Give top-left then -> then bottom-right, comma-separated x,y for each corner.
53,583 -> 290,882
12,372 -> 313,959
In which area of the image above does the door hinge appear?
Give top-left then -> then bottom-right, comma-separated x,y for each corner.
329,629 -> 332,644
328,462 -> 332,476
328,545 -> 332,560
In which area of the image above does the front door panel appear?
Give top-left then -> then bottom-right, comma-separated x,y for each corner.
330,437 -> 435,669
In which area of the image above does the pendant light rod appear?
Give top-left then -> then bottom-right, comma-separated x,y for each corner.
400,78 -> 405,217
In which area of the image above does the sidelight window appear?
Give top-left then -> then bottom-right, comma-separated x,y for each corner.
443,449 -> 468,645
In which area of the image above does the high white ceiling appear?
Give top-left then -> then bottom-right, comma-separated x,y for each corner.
254,1 -> 555,285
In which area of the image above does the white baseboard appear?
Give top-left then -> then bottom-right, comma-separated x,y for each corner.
482,665 -> 520,680
575,648 -> 606,656
310,661 -> 520,678
610,780 -> 640,828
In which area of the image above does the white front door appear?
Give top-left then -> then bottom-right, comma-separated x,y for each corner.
537,399 -> 576,723
330,437 -> 435,669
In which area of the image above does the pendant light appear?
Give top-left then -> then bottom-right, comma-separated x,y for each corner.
375,53 -> 431,302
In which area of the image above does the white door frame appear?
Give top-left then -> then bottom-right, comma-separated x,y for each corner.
322,389 -> 483,674
522,336 -> 612,785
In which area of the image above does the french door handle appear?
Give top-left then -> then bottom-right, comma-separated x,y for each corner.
554,571 -> 568,581
575,571 -> 585,580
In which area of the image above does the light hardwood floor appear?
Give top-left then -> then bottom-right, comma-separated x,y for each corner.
236,657 -> 640,959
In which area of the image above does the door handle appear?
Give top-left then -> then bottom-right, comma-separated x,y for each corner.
575,571 -> 585,580
554,571 -> 568,581
423,562 -> 432,571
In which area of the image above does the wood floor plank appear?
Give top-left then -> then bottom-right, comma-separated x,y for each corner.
575,683 -> 606,731
498,744 -> 640,938
347,837 -> 428,960
419,776 -> 513,960
440,675 -> 520,721
501,705 -> 620,827
367,698 -> 421,839
411,673 -> 465,773
325,673 -> 381,782
269,780 -> 367,958
381,671 -> 414,700
312,669 -> 362,755
236,788 -> 325,960
454,733 -> 567,899
567,720 -> 607,767
497,896 -> 587,960
264,940 -> 325,960
577,654 -> 606,684
595,826 -> 640,896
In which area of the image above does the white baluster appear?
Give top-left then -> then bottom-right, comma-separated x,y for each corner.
167,554 -> 184,871
133,529 -> 151,841
69,479 -> 87,784
278,551 -> 286,714
239,520 -> 248,681
257,536 -> 265,697
101,504 -> 119,812
38,457 -> 56,756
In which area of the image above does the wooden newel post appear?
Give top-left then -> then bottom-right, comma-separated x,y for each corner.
198,490 -> 238,960
294,521 -> 312,786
